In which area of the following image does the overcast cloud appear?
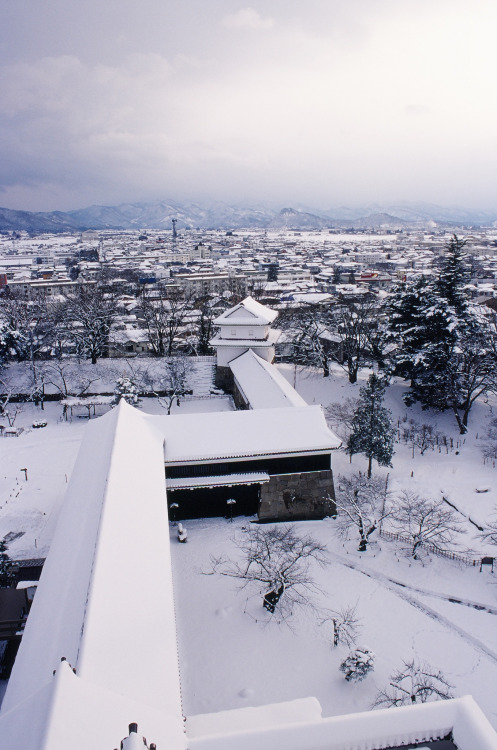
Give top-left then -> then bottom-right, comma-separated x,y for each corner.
1,0 -> 496,212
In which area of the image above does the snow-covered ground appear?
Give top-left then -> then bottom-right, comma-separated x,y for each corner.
1,361 -> 497,728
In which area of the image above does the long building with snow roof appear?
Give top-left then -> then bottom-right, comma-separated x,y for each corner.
162,404 -> 340,520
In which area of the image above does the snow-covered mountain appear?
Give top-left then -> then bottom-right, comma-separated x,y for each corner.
0,199 -> 496,233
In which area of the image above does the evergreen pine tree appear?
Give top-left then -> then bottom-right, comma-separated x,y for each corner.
347,374 -> 395,477
386,276 -> 440,382
436,235 -> 469,316
339,647 -> 375,682
0,539 -> 13,587
385,237 -> 496,432
403,287 -> 457,410
112,376 -> 142,407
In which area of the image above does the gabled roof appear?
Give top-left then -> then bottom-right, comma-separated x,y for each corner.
1,401 -> 185,750
209,328 -> 281,347
229,350 -> 307,409
213,296 -> 278,326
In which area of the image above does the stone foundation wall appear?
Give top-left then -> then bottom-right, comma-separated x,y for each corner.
259,469 -> 336,522
215,365 -> 234,391
232,380 -> 249,410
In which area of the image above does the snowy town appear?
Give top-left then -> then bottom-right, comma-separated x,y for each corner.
2,0 -> 497,747
1,226 -> 497,749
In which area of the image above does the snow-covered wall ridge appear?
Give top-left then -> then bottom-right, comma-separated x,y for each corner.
187,695 -> 497,750
186,697 -> 323,738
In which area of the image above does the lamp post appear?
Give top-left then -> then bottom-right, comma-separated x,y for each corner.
226,498 -> 236,522
169,502 -> 179,525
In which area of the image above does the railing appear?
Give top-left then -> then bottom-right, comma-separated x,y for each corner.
379,528 -> 482,567
183,393 -> 232,401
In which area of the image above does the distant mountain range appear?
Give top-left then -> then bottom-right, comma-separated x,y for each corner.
0,199 -> 496,233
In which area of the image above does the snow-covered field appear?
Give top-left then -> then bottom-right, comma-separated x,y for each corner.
1,361 -> 497,727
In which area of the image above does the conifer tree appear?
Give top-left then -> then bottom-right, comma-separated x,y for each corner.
0,539 -> 14,587
112,376 -> 142,407
385,236 -> 497,432
347,374 -> 395,477
386,276 -> 440,382
436,234 -> 469,316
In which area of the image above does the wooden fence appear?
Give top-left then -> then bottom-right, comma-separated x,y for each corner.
379,528 -> 482,567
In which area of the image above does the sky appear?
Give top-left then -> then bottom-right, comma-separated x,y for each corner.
1,0 -> 497,213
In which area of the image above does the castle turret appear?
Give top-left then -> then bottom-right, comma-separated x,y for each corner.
210,296 -> 281,389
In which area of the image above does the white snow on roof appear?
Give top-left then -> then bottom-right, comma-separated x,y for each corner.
167,472 -> 270,490
1,402 -> 496,750
210,334 -> 277,347
187,697 -> 323,739
188,695 -> 497,750
157,405 -> 341,464
213,296 -> 278,326
60,395 -> 114,407
1,401 -> 185,750
229,350 -> 307,409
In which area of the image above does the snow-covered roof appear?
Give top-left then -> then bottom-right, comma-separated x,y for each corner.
167,472 -> 270,490
213,296 -> 278,326
2,402 -> 495,750
229,350 -> 307,409
187,697 -> 323,739
158,405 -> 341,464
60,396 -> 114,407
187,695 -> 497,750
210,328 -> 281,347
290,292 -> 332,305
0,401 -> 185,750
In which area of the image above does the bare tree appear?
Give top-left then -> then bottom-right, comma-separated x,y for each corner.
390,492 -> 461,560
401,419 -> 440,457
481,416 -> 497,463
373,659 -> 453,707
185,301 -> 215,355
137,287 -> 194,357
278,303 -> 332,377
335,472 -> 391,552
327,297 -> 380,384
61,285 -> 117,364
154,356 -> 190,414
321,604 -> 362,648
0,290 -> 62,389
209,525 -> 329,619
479,507 -> 497,546
37,360 -> 105,399
0,372 -> 28,424
324,398 -> 358,442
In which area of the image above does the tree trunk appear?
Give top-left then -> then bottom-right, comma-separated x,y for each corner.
348,358 -> 358,384
358,518 -> 368,552
452,403 -> 467,434
367,454 -> 373,478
